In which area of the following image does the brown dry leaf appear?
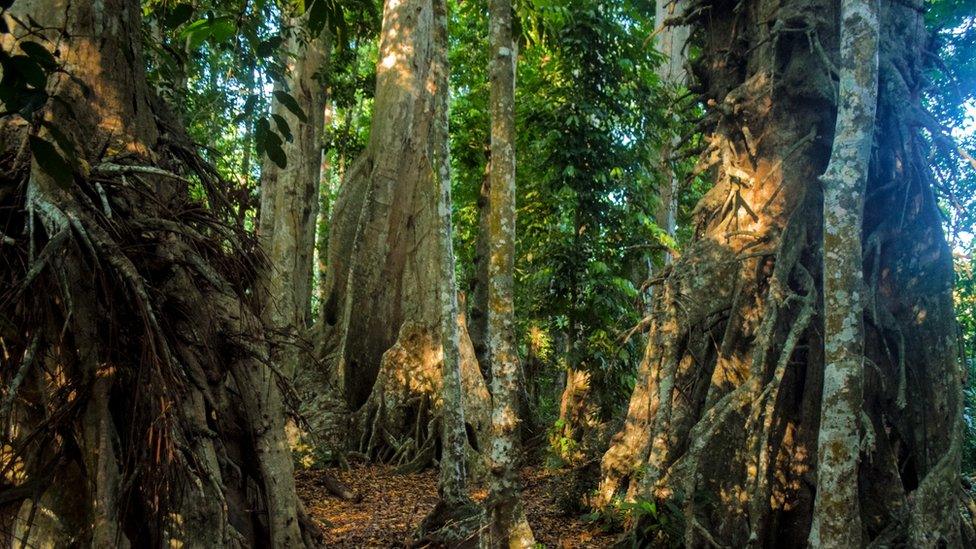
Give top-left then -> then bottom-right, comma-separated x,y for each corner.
296,465 -> 614,548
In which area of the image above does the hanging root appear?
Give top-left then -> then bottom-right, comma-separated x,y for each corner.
0,118 -> 314,546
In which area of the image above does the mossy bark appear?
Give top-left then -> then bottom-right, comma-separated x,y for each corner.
810,1 -> 878,546
483,0 -> 536,546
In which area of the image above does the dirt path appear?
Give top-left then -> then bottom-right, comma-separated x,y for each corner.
297,464 -> 614,547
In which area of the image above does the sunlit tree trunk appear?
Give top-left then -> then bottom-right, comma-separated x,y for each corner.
417,3 -> 484,538
0,0 -> 312,546
596,0 -> 970,546
314,0 -> 489,471
483,0 -> 535,545
809,1 -> 878,545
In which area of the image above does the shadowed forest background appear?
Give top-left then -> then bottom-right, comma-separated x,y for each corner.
1,0 -> 976,546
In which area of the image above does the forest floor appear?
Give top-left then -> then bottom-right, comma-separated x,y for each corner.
296,464 -> 616,547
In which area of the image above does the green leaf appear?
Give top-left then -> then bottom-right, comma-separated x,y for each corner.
273,90 -> 307,123
19,41 -> 57,70
272,113 -> 293,143
266,140 -> 287,169
307,0 -> 333,36
255,118 -> 287,168
7,54 -> 46,89
255,117 -> 272,155
28,135 -> 73,187
182,18 -> 212,50
164,4 -> 194,28
208,18 -> 235,45
256,36 -> 283,58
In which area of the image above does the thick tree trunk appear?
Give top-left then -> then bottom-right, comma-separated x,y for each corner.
594,0 -> 690,507
597,0 -> 970,546
483,0 -> 535,545
0,0 -> 312,546
313,0 -> 489,470
258,21 -> 331,378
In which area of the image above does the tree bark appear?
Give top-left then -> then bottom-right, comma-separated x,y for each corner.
313,0 -> 489,469
259,20 -> 332,379
315,101 -> 335,309
0,0 -> 313,546
597,0 -> 969,546
653,0 -> 689,261
483,0 -> 535,545
809,0 -> 878,546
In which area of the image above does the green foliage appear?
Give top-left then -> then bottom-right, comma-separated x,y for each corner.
141,0 -> 369,223
957,254 -> 976,473
583,496 -> 684,547
451,0 -> 705,424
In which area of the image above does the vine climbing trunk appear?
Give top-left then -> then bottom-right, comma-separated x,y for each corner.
0,0 -> 313,546
810,0 -> 878,546
596,0 -> 970,546
313,0 -> 489,471
484,0 -> 535,545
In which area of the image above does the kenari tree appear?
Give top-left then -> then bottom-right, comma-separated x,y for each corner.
313,0 -> 489,481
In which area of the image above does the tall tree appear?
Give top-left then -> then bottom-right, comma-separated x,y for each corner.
651,0 -> 689,260
0,0 -> 312,546
314,0 -> 489,469
810,0 -> 878,545
484,0 -> 535,544
597,0 -> 970,545
258,16 -> 332,378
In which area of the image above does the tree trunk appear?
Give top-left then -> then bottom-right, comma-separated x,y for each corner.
809,1 -> 878,546
313,0 -> 489,470
653,0 -> 689,262
418,3 -> 483,537
0,0 -> 313,547
483,0 -> 535,545
259,21 -> 332,378
597,0 -> 970,546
